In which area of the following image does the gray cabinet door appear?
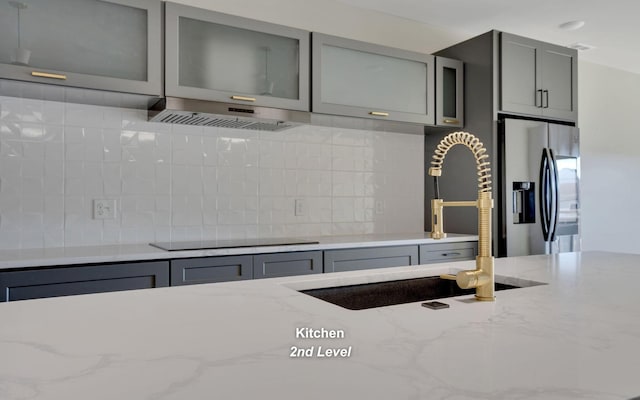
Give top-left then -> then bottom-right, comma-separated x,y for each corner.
170,256 -> 253,286
0,261 -> 169,302
324,246 -> 419,273
254,251 -> 322,279
419,242 -> 478,264
500,33 -> 541,116
0,0 -> 161,96
312,33 -> 434,125
164,2 -> 310,111
435,56 -> 464,127
539,44 -> 577,121
500,32 -> 577,121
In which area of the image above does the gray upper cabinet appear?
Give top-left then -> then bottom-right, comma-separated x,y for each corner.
164,2 -> 310,111
312,33 -> 434,125
435,56 -> 464,127
0,0 -> 161,96
500,32 -> 577,121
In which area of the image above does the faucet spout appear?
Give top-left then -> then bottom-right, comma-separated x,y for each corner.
428,132 -> 495,301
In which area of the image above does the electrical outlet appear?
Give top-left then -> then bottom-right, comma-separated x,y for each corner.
93,199 -> 116,220
295,199 -> 306,216
375,200 -> 385,215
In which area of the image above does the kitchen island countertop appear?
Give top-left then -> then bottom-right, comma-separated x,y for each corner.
0,232 -> 477,270
1,251 -> 638,399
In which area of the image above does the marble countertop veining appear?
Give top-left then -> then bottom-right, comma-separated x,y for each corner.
1,251 -> 639,399
0,232 -> 478,270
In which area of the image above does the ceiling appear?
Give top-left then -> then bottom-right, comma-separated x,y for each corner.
336,0 -> 640,75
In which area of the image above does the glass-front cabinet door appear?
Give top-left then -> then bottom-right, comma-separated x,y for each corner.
312,33 -> 434,125
435,56 -> 463,127
164,2 -> 310,111
0,0 -> 161,95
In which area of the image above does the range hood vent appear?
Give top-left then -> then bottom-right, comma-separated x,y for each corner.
149,97 -> 310,132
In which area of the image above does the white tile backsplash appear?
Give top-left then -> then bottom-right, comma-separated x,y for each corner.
0,95 -> 424,249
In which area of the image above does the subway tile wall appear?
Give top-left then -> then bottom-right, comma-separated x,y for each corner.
0,95 -> 424,249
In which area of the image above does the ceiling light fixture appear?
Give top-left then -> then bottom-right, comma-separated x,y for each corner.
9,1 -> 31,65
559,20 -> 585,31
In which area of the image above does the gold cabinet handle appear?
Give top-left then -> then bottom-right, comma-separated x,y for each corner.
231,95 -> 256,102
31,71 -> 67,80
443,118 -> 459,124
369,111 -> 389,117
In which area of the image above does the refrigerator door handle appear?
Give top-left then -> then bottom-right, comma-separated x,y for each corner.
548,149 -> 560,242
539,149 -> 551,241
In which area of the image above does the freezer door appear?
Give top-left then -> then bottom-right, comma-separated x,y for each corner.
503,118 -> 547,256
548,124 -> 580,250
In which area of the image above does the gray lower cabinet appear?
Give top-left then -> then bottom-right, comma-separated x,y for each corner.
254,251 -> 322,279
170,255 -> 252,286
171,252 -> 323,285
419,242 -> 478,264
0,261 -> 169,302
324,246 -> 419,273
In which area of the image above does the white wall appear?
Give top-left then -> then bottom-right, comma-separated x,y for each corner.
578,61 -> 640,254
0,96 -> 424,249
170,0 -> 464,54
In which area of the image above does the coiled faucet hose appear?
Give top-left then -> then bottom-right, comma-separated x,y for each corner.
430,131 -> 492,193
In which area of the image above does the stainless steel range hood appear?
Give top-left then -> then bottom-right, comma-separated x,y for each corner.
149,97 -> 311,132
149,96 -> 425,135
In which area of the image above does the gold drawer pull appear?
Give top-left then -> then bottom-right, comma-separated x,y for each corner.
369,111 -> 389,117
31,71 -> 67,80
443,118 -> 459,124
231,95 -> 256,102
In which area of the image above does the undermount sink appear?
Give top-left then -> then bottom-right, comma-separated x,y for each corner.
299,275 -> 546,310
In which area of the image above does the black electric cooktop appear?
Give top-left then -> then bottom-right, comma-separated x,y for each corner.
149,238 -> 320,251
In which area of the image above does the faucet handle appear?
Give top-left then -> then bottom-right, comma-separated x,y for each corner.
440,270 -> 489,290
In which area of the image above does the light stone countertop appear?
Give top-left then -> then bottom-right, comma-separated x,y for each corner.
0,233 -> 477,270
1,251 -> 639,399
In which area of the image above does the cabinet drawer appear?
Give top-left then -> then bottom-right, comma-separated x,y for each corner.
419,242 -> 478,264
170,256 -> 252,286
0,261 -> 169,302
324,245 -> 419,273
254,251 -> 322,279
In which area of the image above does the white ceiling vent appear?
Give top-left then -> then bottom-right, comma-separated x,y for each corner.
568,42 -> 596,51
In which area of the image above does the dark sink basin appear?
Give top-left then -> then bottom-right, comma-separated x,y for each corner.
300,276 -> 545,310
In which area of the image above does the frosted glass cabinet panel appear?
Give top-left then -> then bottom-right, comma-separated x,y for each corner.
312,33 -> 434,124
165,2 -> 310,111
0,0 -> 161,95
435,56 -> 464,127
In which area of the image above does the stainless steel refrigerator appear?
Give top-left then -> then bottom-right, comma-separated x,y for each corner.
498,117 -> 580,256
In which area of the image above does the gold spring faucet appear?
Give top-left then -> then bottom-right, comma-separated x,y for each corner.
429,132 -> 495,301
